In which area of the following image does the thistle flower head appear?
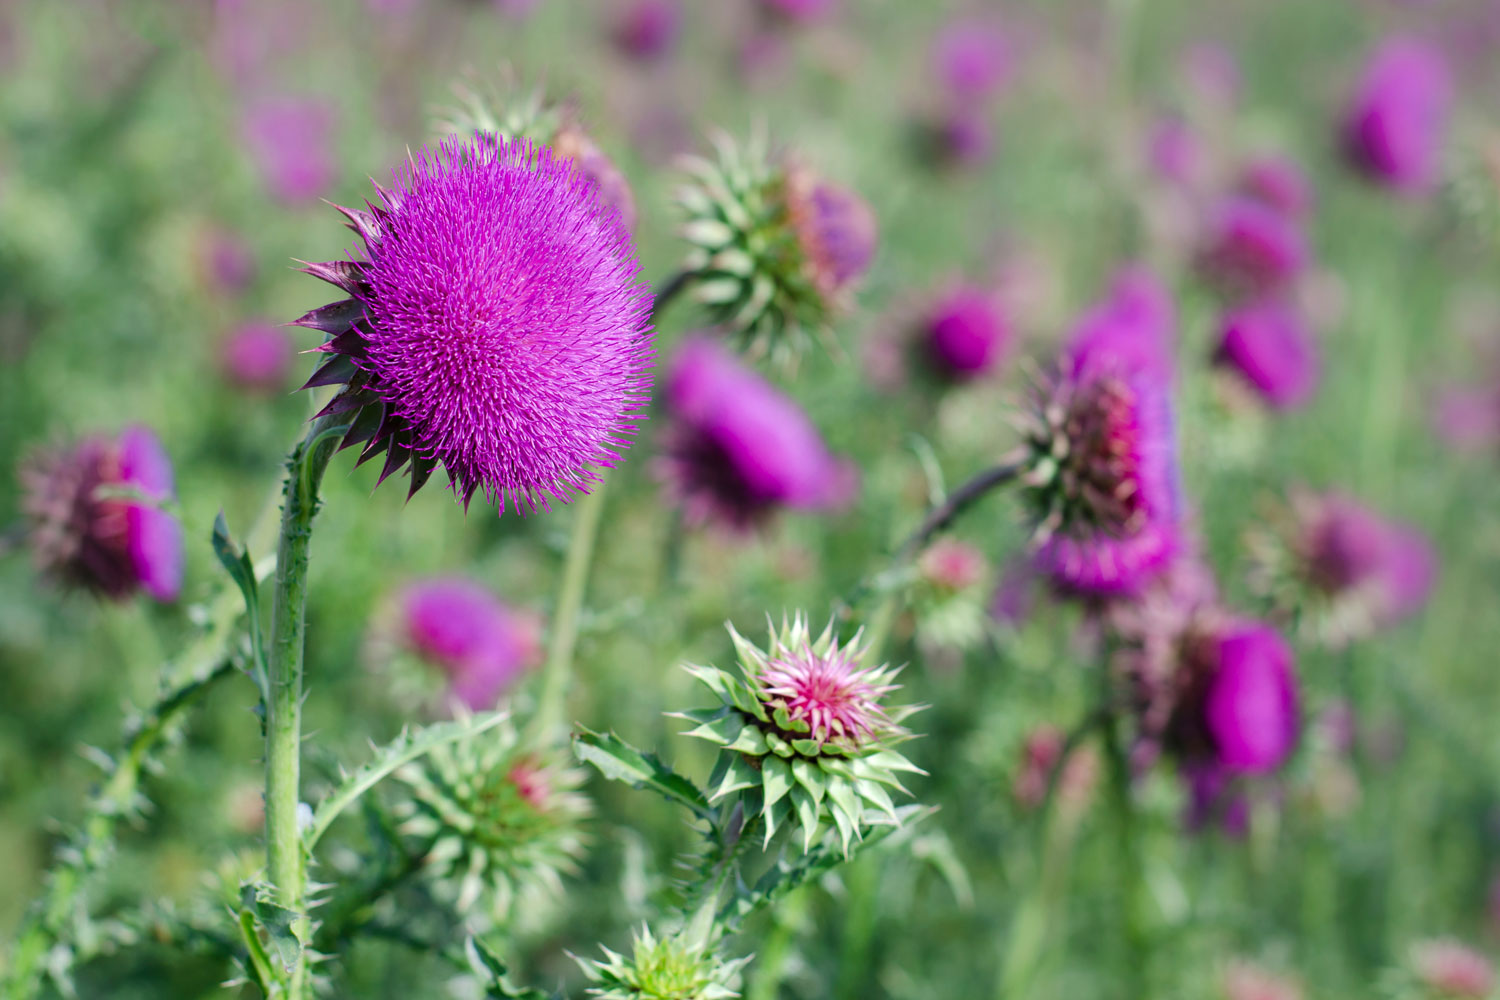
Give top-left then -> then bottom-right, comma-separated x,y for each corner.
1410,939 -> 1495,998
581,921 -> 750,1000
395,715 -> 588,922
920,284 -> 1011,381
1197,196 -> 1310,300
1239,154 -> 1314,218
930,16 -> 1011,103
675,130 -> 875,362
220,321 -> 295,394
1020,267 -> 1181,596
1343,37 -> 1453,195
658,336 -> 854,530
611,0 -> 682,62
394,577 -> 540,711
911,538 -> 991,653
20,426 -> 183,602
294,134 -> 653,513
1215,301 -> 1321,410
679,614 -> 922,853
1203,623 -> 1300,775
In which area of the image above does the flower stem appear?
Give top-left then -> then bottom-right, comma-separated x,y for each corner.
745,886 -> 809,1000
1101,710 -> 1150,1000
532,481 -> 609,740
650,268 -> 694,326
263,416 -> 343,994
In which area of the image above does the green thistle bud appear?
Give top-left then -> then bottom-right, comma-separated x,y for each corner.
394,714 -> 589,923
674,129 -> 876,363
580,921 -> 751,1000
677,614 -> 922,856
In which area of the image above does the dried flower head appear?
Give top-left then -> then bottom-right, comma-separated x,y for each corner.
679,614 -> 922,853
675,129 -> 876,362
295,134 -> 653,513
581,921 -> 750,1000
21,426 -> 183,602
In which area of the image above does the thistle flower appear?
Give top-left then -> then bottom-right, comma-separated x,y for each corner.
674,130 -> 876,361
1410,939 -> 1495,998
1215,301 -> 1321,410
1197,196 -> 1309,300
220,322 -> 294,394
658,336 -> 854,530
930,17 -> 1011,103
1238,155 -> 1314,218
1148,116 -> 1207,189
20,426 -> 183,602
294,134 -> 652,513
1343,37 -> 1453,195
1203,623 -> 1300,775
200,226 -> 256,294
580,921 -> 751,1000
1019,267 -> 1182,596
911,538 -> 990,653
920,285 -> 1011,381
241,96 -> 336,206
679,615 -> 922,854
395,715 -> 588,920
396,577 -> 540,711
610,0 -> 681,61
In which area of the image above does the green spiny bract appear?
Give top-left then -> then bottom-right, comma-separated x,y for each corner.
674,129 -> 875,365
677,614 -> 922,856
580,921 -> 751,1000
393,715 -> 588,925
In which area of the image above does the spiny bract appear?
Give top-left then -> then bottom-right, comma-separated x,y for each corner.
580,922 -> 750,1000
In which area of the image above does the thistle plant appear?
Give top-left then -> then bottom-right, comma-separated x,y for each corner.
580,919 -> 751,1000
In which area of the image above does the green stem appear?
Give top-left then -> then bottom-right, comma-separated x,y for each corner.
745,887 -> 809,1000
263,417 -> 342,995
1102,712 -> 1149,1000
532,481 -> 609,740
834,856 -> 879,1000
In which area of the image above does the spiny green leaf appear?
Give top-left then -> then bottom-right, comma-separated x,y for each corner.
572,727 -> 711,818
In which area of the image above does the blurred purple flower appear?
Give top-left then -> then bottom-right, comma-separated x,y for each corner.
611,0 -> 681,61
1238,154 -> 1314,218
1205,623 -> 1300,774
400,578 -> 539,710
921,285 -> 1010,381
20,426 -> 183,602
1198,196 -> 1310,299
1298,492 -> 1437,628
202,227 -> 256,294
930,17 -> 1011,103
221,322 -> 295,395
1431,382 -> 1500,451
1410,940 -> 1495,998
920,107 -> 996,169
758,0 -> 835,24
785,165 -> 878,303
1178,41 -> 1241,110
1148,116 -> 1206,188
659,336 -> 854,530
1342,36 -> 1453,195
990,559 -> 1038,626
241,97 -> 337,206
1216,300 -> 1321,409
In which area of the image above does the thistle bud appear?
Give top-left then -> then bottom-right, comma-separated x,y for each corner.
581,921 -> 751,1000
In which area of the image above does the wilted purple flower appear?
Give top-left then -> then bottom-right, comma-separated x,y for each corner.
1022,267 -> 1181,596
399,578 -> 539,710
1216,301 -> 1321,409
20,426 -> 183,602
1297,492 -> 1437,630
931,17 -> 1010,103
295,135 -> 653,513
221,322 -> 295,394
1410,940 -> 1495,998
1343,37 -> 1453,195
1197,196 -> 1310,299
659,336 -> 853,530
1238,155 -> 1314,218
241,97 -> 337,206
921,285 -> 1011,380
757,0 -> 835,24
1204,623 -> 1300,774
611,0 -> 680,61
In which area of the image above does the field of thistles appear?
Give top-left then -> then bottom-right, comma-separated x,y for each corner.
1,1 -> 1498,998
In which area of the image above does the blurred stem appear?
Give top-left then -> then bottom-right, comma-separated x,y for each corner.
651,269 -> 694,328
263,415 -> 343,996
532,481 -> 609,740
746,886 -> 809,1000
1102,711 -> 1150,1000
834,855 -> 880,1000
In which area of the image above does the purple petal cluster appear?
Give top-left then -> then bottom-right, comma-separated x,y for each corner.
785,166 -> 878,303
921,285 -> 1010,381
400,578 -> 539,710
659,336 -> 854,530
1204,623 -> 1300,775
296,134 -> 653,513
1342,37 -> 1453,195
930,17 -> 1011,103
1216,301 -> 1321,410
1197,196 -> 1309,300
20,426 -> 183,602
1298,492 -> 1437,626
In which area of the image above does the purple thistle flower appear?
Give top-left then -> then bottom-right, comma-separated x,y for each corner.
294,135 -> 653,513
785,164 -> 879,305
1197,196 -> 1310,300
921,285 -> 1011,381
400,578 -> 539,711
20,426 -> 183,602
1342,37 -> 1453,195
611,0 -> 681,61
1023,268 -> 1181,596
241,97 -> 337,206
1204,622 -> 1300,775
757,630 -> 893,747
659,336 -> 853,530
930,17 -> 1011,103
220,322 -> 295,394
1216,300 -> 1321,410
1238,154 -> 1314,218
1297,492 -> 1438,630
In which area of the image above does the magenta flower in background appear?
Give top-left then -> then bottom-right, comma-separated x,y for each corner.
202,227 -> 256,294
1198,196 -> 1310,299
931,17 -> 1011,103
785,167 -> 879,304
241,97 -> 337,206
610,0 -> 681,61
1148,116 -> 1206,189
220,322 -> 295,395
1204,622 -> 1300,774
1342,36 -> 1453,195
400,578 -> 539,710
1025,267 -> 1181,596
1410,940 -> 1495,998
295,135 -> 653,513
659,336 -> 854,530
921,285 -> 1011,380
1239,154 -> 1314,218
1216,301 -> 1321,409
1298,492 -> 1437,628
923,107 -> 995,168
20,426 -> 183,602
